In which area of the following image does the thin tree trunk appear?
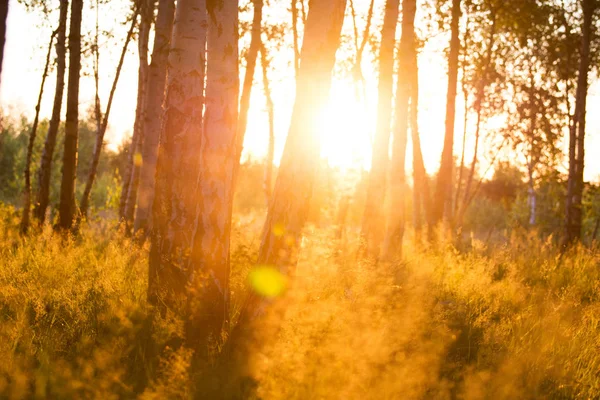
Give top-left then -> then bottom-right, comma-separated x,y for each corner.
235,0 -> 347,326
57,0 -> 83,230
381,0 -> 414,260
432,0 -> 460,225
186,0 -> 238,350
124,0 -> 153,225
360,0 -> 400,256
234,0 -> 262,181
35,0 -> 68,225
148,0 -> 207,311
20,30 -> 56,234
79,6 -> 139,219
410,46 -> 431,237
565,0 -> 593,244
134,0 -> 176,233
0,0 -> 8,88
261,44 -> 275,206
291,0 -> 299,79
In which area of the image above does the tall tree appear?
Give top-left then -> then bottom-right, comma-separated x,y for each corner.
235,0 -> 347,327
565,0 -> 595,244
134,0 -> 176,232
123,0 -> 154,224
432,0 -> 461,225
382,0 -> 415,259
57,0 -> 83,230
235,0 -> 263,177
35,0 -> 68,225
20,30 -> 56,233
79,6 -> 140,219
361,0 -> 400,255
148,0 -> 207,310
187,0 -> 239,349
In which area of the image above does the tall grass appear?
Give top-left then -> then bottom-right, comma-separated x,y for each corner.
1,204 -> 599,399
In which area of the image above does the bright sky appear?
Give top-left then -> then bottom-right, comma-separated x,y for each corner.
2,0 -> 600,182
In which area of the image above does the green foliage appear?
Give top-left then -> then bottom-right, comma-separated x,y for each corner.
0,113 -> 127,218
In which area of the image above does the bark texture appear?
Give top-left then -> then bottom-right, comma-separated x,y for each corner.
134,0 -> 176,233
35,0 -> 69,225
57,0 -> 83,230
187,0 -> 239,349
148,0 -> 207,310
361,0 -> 400,255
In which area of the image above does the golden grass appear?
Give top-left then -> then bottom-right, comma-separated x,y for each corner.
1,204 -> 599,399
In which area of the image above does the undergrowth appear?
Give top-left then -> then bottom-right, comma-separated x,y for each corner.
1,204 -> 599,399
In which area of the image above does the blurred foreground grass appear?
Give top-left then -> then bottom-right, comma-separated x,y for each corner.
1,204 -> 599,399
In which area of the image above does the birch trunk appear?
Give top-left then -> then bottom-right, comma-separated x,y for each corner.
57,0 -> 83,230
361,0 -> 400,255
148,0 -> 207,310
187,0 -> 238,349
261,45 -> 275,206
35,0 -> 68,225
134,0 -> 176,233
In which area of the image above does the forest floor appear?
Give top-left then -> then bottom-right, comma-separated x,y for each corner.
1,205 -> 600,399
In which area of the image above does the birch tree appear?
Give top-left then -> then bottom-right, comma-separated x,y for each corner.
148,0 -> 207,309
134,0 -> 176,233
187,0 -> 239,349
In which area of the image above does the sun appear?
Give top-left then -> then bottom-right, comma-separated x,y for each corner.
318,79 -> 375,171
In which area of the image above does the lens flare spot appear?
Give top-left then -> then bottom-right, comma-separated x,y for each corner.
273,222 -> 285,237
134,152 -> 143,167
249,266 -> 287,298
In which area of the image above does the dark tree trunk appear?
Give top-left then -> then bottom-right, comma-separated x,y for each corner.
0,0 -> 8,88
35,0 -> 68,226
234,0 -> 262,179
361,0 -> 400,256
565,0 -> 593,244
432,0 -> 460,226
134,0 -> 176,233
21,30 -> 56,234
79,6 -> 139,219
123,0 -> 154,225
57,0 -> 83,230
148,0 -> 207,311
